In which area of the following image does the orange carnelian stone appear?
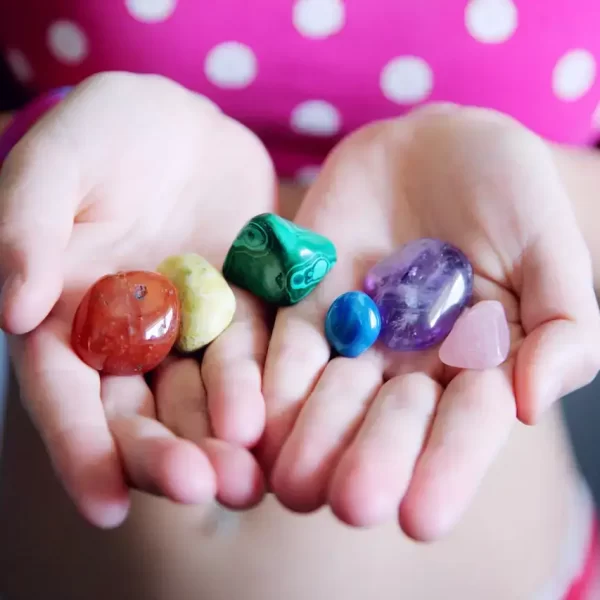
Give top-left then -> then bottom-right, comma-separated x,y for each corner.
72,271 -> 181,375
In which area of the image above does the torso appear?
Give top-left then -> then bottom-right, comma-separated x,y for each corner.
0,364 -> 583,599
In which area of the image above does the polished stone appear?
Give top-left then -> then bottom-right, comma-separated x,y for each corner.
71,271 -> 180,375
223,213 -> 337,306
439,300 -> 510,369
157,253 -> 236,352
364,238 -> 473,351
325,291 -> 381,358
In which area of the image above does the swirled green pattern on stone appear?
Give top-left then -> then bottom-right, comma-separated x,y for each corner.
223,213 -> 337,306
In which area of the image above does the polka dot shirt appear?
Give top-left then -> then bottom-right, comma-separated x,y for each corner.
1,0 -> 600,181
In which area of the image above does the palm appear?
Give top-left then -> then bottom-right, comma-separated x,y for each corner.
3,73 -> 275,526
259,107 -> 598,540
370,113 -> 529,380
56,129 -> 273,311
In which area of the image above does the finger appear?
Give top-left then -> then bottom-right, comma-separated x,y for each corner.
103,375 -> 216,504
517,211 -> 600,424
11,317 -> 129,528
270,356 -> 382,512
202,291 -> 269,447
200,439 -> 266,509
0,131 -> 80,334
400,363 -> 516,541
153,357 -> 264,508
329,373 -> 439,528
155,357 -> 211,442
259,302 -> 331,474
259,133 -> 399,474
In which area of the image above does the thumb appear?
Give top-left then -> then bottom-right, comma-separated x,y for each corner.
515,207 -> 600,424
0,137 -> 80,334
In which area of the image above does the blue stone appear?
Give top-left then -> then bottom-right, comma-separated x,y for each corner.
325,291 -> 381,358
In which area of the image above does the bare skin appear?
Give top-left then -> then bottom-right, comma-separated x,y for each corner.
0,186 -> 582,596
0,224 -> 581,600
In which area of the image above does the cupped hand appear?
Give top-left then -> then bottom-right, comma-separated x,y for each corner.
258,105 -> 600,540
0,72 -> 275,527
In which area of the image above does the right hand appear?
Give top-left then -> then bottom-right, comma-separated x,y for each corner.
0,72 -> 276,527
259,106 -> 600,540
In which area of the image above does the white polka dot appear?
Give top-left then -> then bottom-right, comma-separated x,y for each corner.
553,49 -> 597,102
380,56 -> 433,105
205,42 -> 257,89
5,49 -> 34,83
47,20 -> 89,65
290,100 -> 341,136
295,165 -> 321,185
465,0 -> 518,44
125,0 -> 177,22
293,0 -> 345,39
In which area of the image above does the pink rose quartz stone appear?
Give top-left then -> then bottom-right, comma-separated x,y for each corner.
438,300 -> 510,370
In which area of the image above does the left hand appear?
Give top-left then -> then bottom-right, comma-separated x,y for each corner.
0,73 -> 275,527
257,105 -> 600,540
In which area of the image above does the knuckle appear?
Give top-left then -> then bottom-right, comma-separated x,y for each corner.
1,124 -> 76,187
410,104 -> 544,154
318,120 -> 399,180
334,120 -> 394,156
3,132 -> 57,175
77,70 -> 122,90
274,337 -> 326,371
216,117 -> 276,200
324,104 -> 544,174
322,356 -> 381,397
77,71 -> 207,116
223,117 -> 274,167
77,70 -> 143,95
415,103 -> 520,132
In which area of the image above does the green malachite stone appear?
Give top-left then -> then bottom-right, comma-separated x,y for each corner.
223,213 -> 337,306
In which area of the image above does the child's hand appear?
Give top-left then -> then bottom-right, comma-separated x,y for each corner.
0,73 -> 274,527
259,105 -> 600,540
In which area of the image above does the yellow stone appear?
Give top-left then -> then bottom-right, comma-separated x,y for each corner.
157,253 -> 236,352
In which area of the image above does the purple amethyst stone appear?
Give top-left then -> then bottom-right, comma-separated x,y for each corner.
364,238 -> 473,351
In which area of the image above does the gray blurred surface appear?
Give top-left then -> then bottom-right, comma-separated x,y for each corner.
562,376 -> 600,506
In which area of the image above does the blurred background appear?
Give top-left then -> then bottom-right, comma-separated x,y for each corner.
563,379 -> 600,507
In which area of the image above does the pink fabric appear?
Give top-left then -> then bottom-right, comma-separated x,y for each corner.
1,1 -> 600,178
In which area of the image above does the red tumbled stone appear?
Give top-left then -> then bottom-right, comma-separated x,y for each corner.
71,271 -> 180,375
